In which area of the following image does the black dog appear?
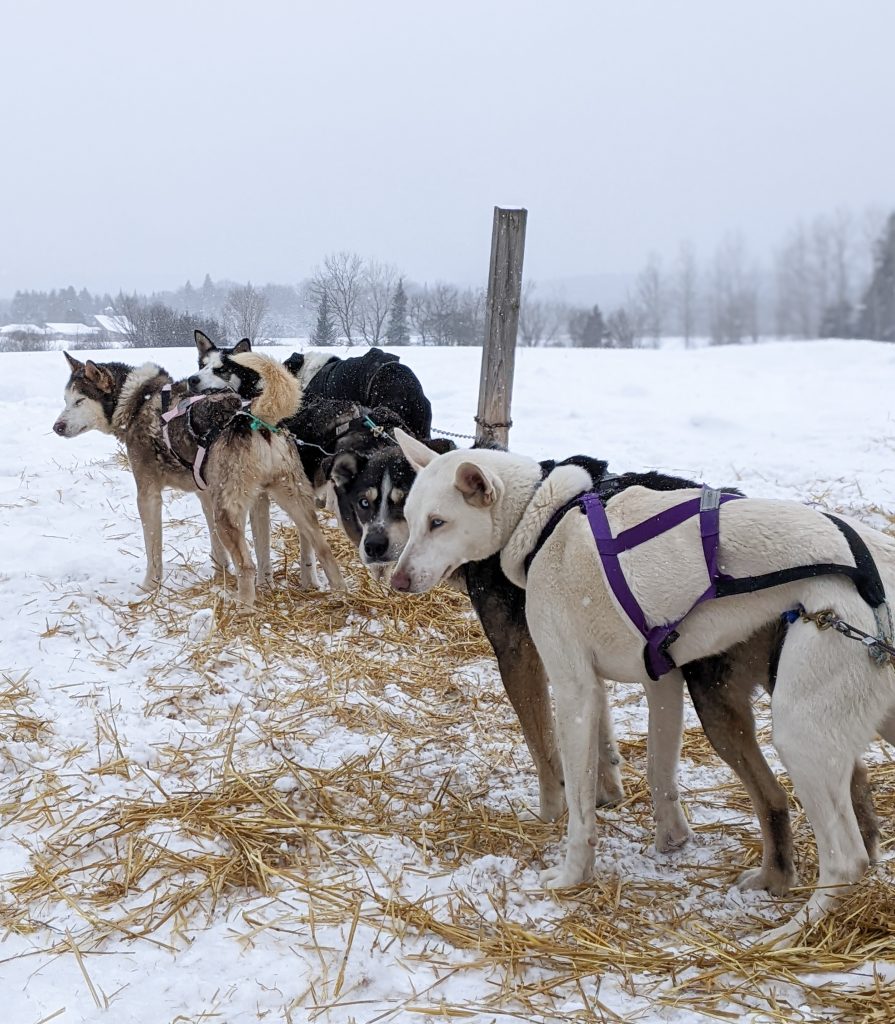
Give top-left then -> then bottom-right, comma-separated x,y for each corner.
284,347 -> 432,439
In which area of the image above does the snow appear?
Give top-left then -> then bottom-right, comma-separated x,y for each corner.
1,340 -> 894,1023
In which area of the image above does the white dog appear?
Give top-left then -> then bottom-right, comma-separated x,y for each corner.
390,429 -> 895,944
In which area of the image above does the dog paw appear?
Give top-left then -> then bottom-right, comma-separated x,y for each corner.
539,862 -> 591,889
655,820 -> 693,853
736,865 -> 797,898
749,915 -> 806,950
595,778 -> 625,808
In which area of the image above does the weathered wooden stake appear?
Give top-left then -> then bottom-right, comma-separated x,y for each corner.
475,206 -> 527,448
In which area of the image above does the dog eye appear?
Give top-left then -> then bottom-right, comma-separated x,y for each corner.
358,498 -> 370,509
75,398 -> 84,406
429,518 -> 445,531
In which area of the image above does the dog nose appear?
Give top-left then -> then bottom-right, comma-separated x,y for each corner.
364,534 -> 389,561
391,569 -> 411,592
53,420 -> 66,435
188,375 -> 200,390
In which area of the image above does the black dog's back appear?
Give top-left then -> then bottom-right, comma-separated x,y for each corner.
365,360 -> 432,438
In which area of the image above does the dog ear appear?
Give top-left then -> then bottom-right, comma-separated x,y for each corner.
329,451 -> 365,490
64,351 -> 84,374
395,427 -> 439,472
84,360 -> 115,393
284,352 -> 304,376
194,330 -> 216,358
454,460 -> 499,507
233,338 -> 252,355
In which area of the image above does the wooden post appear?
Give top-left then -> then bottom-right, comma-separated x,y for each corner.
475,206 -> 527,448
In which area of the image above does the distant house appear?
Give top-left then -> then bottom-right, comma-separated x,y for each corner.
43,322 -> 100,341
0,323 -> 48,336
94,313 -> 132,335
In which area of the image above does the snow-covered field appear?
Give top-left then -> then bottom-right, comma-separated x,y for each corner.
2,341 -> 895,1023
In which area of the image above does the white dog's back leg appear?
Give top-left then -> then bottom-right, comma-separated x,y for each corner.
765,620 -> 878,944
595,686 -> 624,807
876,708 -> 895,746
535,645 -> 603,888
643,674 -> 692,853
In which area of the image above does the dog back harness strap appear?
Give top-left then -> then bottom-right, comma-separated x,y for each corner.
161,386 -> 281,491
526,484 -> 885,680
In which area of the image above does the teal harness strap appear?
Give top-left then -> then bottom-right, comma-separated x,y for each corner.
243,411 -> 281,433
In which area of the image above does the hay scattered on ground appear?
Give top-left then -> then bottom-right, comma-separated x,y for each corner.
4,513 -> 895,1022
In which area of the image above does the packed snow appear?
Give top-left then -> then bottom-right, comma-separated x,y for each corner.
1,340 -> 894,1024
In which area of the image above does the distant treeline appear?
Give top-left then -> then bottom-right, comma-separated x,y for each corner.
2,205 -> 894,351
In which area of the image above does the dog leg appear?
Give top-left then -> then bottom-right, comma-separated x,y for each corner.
135,480 -> 163,590
270,481 -> 346,592
684,644 -> 797,896
214,508 -> 256,612
850,759 -> 881,863
198,491 -> 228,574
249,493 -> 273,589
464,561 -> 565,821
595,685 -> 624,807
297,534 -> 321,591
536,651 -> 602,889
760,622 -> 873,947
643,673 -> 692,853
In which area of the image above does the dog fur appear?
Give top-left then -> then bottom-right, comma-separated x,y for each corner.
391,432 -> 895,944
333,437 -> 878,896
283,345 -> 433,439
54,352 -> 344,609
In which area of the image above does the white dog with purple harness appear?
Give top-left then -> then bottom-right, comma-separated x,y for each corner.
390,430 -> 895,946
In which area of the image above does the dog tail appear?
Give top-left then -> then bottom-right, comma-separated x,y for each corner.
231,352 -> 303,423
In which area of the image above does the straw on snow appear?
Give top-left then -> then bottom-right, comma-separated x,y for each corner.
4,510 -> 894,1022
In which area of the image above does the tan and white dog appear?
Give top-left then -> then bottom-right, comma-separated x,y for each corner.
54,352 -> 345,609
390,430 -> 895,945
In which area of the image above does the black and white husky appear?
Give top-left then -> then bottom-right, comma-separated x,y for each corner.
193,330 -> 433,439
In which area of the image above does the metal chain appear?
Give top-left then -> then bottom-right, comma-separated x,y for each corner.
800,607 -> 895,667
431,425 -> 478,441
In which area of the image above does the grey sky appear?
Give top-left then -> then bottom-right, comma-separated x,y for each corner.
2,0 -> 893,296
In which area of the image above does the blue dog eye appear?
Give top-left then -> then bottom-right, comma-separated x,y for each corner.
358,498 -> 370,509
430,518 -> 445,530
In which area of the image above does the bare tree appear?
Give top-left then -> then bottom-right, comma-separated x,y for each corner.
709,233 -> 759,344
519,282 -> 566,347
224,282 -> 269,342
634,253 -> 665,345
774,223 -> 814,337
407,290 -> 432,345
673,241 -> 699,346
519,282 -> 546,347
605,305 -> 641,349
309,251 -> 364,344
357,259 -> 398,346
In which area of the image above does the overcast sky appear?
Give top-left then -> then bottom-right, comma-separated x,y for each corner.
2,0 -> 893,296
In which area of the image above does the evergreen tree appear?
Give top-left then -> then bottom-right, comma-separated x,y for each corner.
568,304 -> 608,347
857,213 -> 895,341
385,278 -> 410,345
201,274 -> 216,317
819,300 -> 853,339
311,288 -> 338,346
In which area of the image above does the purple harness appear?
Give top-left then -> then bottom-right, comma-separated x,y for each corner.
581,486 -> 741,679
525,482 -> 885,680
